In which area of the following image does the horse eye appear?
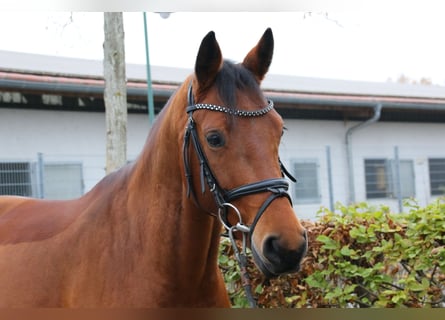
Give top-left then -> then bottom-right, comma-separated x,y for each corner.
206,132 -> 225,148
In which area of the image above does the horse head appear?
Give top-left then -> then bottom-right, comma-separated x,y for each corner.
183,28 -> 307,278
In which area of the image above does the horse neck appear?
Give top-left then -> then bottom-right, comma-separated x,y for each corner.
126,86 -> 223,290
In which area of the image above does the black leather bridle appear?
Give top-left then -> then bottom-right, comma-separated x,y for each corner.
183,83 -> 296,242
182,83 -> 297,307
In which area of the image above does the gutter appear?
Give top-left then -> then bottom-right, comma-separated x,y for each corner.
345,103 -> 382,204
266,93 -> 445,112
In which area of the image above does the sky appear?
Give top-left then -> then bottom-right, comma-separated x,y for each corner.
0,11 -> 444,85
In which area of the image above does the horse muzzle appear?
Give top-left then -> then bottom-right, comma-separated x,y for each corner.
217,178 -> 307,278
251,231 -> 308,278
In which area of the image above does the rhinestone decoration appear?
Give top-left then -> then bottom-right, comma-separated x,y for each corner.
190,99 -> 274,117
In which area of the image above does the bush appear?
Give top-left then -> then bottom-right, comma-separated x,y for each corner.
219,198 -> 445,308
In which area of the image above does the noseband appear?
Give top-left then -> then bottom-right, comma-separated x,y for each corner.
183,83 -> 296,242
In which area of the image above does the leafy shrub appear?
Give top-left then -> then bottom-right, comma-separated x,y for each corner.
219,198 -> 445,307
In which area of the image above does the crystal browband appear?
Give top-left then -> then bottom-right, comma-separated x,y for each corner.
186,99 -> 274,117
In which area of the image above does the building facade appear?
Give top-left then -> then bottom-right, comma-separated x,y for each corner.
1,51 -> 445,219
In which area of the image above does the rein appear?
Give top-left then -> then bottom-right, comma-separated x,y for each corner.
183,83 -> 296,308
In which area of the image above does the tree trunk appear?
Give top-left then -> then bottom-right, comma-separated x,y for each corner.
103,12 -> 127,174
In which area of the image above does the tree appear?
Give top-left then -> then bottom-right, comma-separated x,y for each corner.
103,12 -> 127,174
392,73 -> 433,85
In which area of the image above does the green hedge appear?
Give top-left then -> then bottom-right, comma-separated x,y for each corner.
219,198 -> 445,308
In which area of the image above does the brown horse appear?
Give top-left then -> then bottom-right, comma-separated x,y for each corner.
0,28 -> 307,307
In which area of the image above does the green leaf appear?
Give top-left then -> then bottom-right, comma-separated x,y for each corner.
407,278 -> 430,292
357,267 -> 373,278
219,255 -> 229,264
317,235 -> 339,250
340,246 -> 356,257
391,291 -> 407,305
305,275 -> 325,289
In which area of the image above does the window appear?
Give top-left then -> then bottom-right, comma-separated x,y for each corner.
429,158 -> 445,196
0,161 -> 84,199
365,159 -> 415,199
365,159 -> 389,199
0,162 -> 35,196
292,160 -> 320,204
43,163 -> 84,200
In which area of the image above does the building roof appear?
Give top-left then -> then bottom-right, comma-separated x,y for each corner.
1,50 -> 445,122
2,50 -> 445,98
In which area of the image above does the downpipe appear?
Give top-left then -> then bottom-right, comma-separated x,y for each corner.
345,103 -> 382,204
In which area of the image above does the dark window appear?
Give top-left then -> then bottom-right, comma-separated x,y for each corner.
365,159 -> 389,199
429,158 -> 445,196
0,162 -> 34,196
365,159 -> 414,199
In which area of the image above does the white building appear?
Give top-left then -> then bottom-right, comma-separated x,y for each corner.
1,50 -> 444,219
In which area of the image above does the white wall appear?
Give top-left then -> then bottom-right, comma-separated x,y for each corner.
280,120 -> 349,220
281,119 -> 445,219
0,108 -> 150,191
347,121 -> 445,209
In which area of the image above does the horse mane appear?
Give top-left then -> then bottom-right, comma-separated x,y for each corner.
214,60 -> 263,108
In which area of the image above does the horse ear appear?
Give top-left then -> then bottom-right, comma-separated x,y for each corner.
242,28 -> 274,82
195,31 -> 223,90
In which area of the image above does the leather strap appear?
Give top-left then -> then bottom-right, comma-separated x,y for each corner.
224,178 -> 290,202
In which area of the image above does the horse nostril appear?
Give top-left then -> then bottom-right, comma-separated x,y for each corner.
263,236 -> 282,265
262,235 -> 307,276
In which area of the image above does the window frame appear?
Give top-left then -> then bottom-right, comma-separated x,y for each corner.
0,161 -> 37,197
43,161 -> 85,200
0,160 -> 84,199
428,158 -> 445,196
291,158 -> 321,204
364,158 -> 415,200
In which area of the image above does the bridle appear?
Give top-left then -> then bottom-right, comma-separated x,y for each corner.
183,83 -> 297,307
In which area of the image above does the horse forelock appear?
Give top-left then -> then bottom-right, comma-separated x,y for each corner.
195,60 -> 263,109
214,60 -> 263,108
